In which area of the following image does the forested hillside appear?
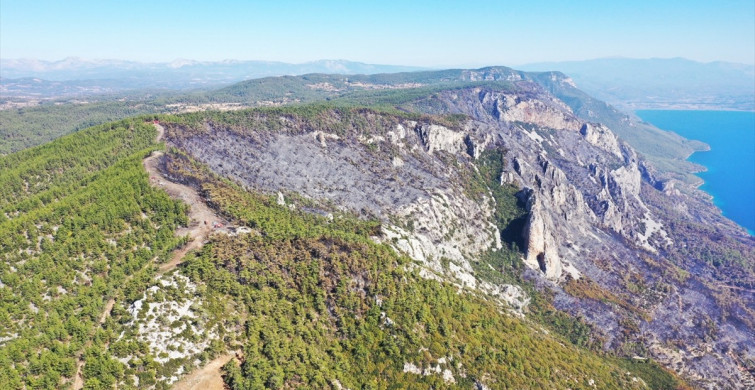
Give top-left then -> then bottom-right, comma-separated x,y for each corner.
155,145 -> 675,389
0,105 -> 687,389
0,120 -> 188,388
2,68 -> 748,389
0,101 -> 169,155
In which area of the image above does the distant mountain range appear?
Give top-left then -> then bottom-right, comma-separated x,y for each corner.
3,57 -> 753,111
0,57 -> 426,97
520,57 -> 755,111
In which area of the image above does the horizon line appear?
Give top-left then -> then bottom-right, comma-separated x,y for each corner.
2,56 -> 754,68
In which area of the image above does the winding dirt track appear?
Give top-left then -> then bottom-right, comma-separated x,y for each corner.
147,123 -> 222,276
171,354 -> 235,390
72,123 -> 226,389
143,148 -> 221,274
147,124 -> 232,389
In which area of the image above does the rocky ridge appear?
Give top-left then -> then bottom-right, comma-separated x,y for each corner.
162,78 -> 754,388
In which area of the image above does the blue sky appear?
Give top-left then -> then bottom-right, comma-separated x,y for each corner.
2,0 -> 754,66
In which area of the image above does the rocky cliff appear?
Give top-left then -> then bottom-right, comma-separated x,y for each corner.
162,76 -> 754,388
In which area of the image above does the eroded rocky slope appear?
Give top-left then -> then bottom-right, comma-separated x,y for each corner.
160,76 -> 754,389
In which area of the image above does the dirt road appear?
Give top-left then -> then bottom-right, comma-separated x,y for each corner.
171,354 -> 235,390
143,149 -> 223,274
148,123 -> 224,273
72,123 -> 226,389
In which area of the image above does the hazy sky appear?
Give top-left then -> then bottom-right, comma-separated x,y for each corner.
2,0 -> 754,66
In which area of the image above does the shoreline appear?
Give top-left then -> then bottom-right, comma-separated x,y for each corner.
686,151 -> 753,236
622,105 -> 755,112
636,110 -> 755,235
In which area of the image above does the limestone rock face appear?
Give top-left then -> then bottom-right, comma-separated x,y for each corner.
480,90 -> 582,131
414,84 -> 752,389
382,188 -> 501,285
427,84 -> 674,282
580,123 -> 622,158
521,194 -> 562,280
165,79 -> 754,389
415,123 -> 466,155
169,114 -> 503,296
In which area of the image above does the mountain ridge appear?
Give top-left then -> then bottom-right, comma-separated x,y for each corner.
0,58 -> 426,88
154,79 -> 754,387
0,66 -> 713,184
2,66 -> 752,389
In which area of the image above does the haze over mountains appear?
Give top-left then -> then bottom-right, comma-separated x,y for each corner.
0,57 -> 425,96
3,57 -> 753,112
520,57 -> 755,111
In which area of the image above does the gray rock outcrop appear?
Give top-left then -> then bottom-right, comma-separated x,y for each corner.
163,79 -> 754,389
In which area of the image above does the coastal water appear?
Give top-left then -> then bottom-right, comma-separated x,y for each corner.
636,110 -> 755,234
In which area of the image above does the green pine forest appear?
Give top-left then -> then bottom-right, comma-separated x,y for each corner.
0,106 -> 686,389
0,120 -> 188,388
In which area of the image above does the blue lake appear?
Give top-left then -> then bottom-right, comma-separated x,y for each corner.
636,110 -> 755,235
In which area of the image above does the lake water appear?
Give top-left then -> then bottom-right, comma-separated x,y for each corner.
636,110 -> 755,235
